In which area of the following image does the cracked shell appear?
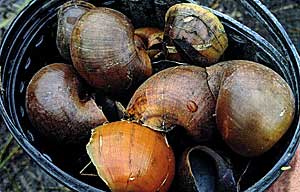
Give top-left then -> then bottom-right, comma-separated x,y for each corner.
127,65 -> 216,142
86,121 -> 175,192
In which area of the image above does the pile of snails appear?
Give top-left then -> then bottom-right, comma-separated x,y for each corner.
25,1 -> 295,192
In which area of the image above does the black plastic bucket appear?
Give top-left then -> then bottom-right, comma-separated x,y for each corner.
0,0 -> 300,191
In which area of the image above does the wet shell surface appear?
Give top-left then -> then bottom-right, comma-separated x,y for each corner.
26,63 -> 107,145
86,120 -> 175,192
127,65 -> 216,142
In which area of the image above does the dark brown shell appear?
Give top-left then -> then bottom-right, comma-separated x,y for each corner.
213,60 -> 295,157
177,146 -> 236,192
86,121 -> 175,192
164,3 -> 228,66
56,1 -> 95,62
25,63 -> 107,145
127,65 -> 216,142
71,8 -> 152,93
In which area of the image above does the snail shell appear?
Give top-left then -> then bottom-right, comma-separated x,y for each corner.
135,27 -> 163,49
71,8 -> 152,93
135,27 -> 164,61
210,60 -> 295,157
134,34 -> 146,50
86,120 -> 175,192
147,31 -> 164,49
127,65 -> 216,142
26,63 -> 107,145
164,3 -> 228,66
177,146 -> 236,192
56,1 -> 95,62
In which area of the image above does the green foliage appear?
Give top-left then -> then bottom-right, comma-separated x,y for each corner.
0,0 -> 32,41
0,135 -> 21,169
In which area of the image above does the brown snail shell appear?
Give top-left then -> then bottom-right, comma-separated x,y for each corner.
146,32 -> 164,60
56,1 -> 95,62
164,3 -> 228,66
177,146 -> 236,192
127,65 -> 216,142
206,60 -> 229,99
25,63 -> 107,145
134,34 -> 146,50
135,27 -> 161,41
135,27 -> 163,49
135,27 -> 164,60
71,8 -> 152,93
210,60 -> 295,157
86,120 -> 175,192
147,31 -> 164,49
151,60 -> 187,74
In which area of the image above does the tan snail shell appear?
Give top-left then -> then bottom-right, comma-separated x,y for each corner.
86,120 -> 175,192
71,8 -> 152,93
25,63 -> 107,145
164,3 -> 228,65
135,27 -> 163,49
56,1 -> 95,62
208,60 -> 295,157
135,27 -> 164,61
134,34 -> 146,50
127,65 -> 216,142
